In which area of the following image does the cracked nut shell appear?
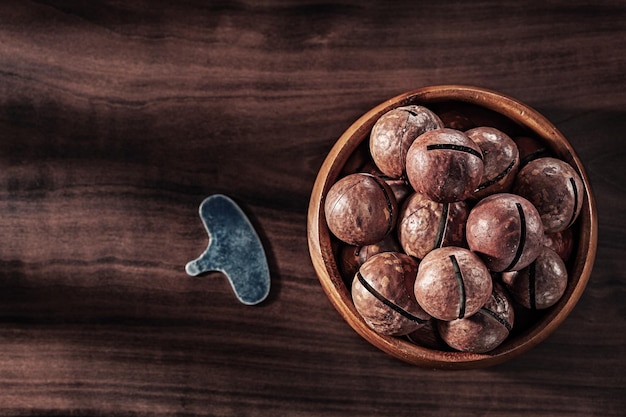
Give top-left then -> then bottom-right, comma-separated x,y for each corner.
437,282 -> 514,353
466,127 -> 519,199
502,246 -> 568,310
352,252 -> 430,336
513,157 -> 584,233
466,193 -> 544,272
405,128 -> 484,203
325,173 -> 398,246
397,192 -> 468,260
369,105 -> 443,179
414,246 -> 492,321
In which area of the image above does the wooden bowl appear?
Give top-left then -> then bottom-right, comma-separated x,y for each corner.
307,85 -> 598,369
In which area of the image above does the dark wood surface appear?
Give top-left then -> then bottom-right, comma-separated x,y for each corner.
1,1 -> 624,415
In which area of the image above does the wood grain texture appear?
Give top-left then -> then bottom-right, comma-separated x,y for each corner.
0,0 -> 624,415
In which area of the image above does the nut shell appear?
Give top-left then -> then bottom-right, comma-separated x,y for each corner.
414,247 -> 492,321
514,136 -> 552,167
370,105 -> 443,178
397,192 -> 468,260
502,246 -> 568,310
513,157 -> 584,233
339,234 -> 402,280
466,193 -> 544,272
406,319 -> 447,350
352,252 -> 430,336
363,163 -> 414,206
543,228 -> 574,261
437,282 -> 514,353
325,173 -> 398,246
467,127 -> 519,199
406,128 -> 484,203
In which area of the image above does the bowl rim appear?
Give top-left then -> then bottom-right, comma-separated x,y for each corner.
307,84 -> 598,369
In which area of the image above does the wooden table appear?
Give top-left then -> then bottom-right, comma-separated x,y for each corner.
1,1 -> 624,415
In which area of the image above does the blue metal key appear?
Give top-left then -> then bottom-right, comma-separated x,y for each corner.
185,194 -> 270,305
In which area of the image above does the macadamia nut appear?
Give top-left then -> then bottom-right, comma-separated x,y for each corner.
466,193 -> 544,272
437,282 -> 514,353
406,128 -> 484,203
502,246 -> 568,310
513,157 -> 584,233
370,105 -> 443,179
397,192 -> 468,260
414,247 -> 492,321
466,127 -> 519,199
325,173 -> 398,246
352,252 -> 430,335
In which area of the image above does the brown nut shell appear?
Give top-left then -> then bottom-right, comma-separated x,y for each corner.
384,177 -> 413,206
362,163 -> 414,206
352,252 -> 430,336
406,128 -> 484,203
502,246 -> 568,310
369,105 -> 443,179
513,157 -> 584,233
543,228 -> 574,261
397,192 -> 468,260
406,319 -> 447,350
414,247 -> 492,321
324,173 -> 398,246
466,127 -> 519,199
514,136 -> 552,168
466,193 -> 544,272
437,282 -> 514,353
339,234 -> 402,280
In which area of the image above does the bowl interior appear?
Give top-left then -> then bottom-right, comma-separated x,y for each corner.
307,85 -> 598,369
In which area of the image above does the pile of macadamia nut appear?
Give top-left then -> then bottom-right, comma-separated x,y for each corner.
324,104 -> 583,354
